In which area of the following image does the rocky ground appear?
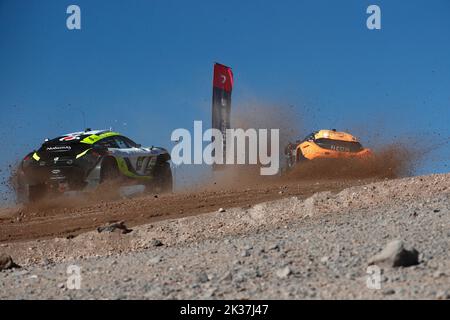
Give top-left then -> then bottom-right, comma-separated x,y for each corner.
0,173 -> 449,299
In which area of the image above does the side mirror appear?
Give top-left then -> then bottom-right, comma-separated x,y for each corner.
136,144 -> 142,148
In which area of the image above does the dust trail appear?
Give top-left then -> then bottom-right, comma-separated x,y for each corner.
210,103 -> 425,185
1,102 -> 431,209
231,103 -> 303,151
285,142 -> 421,180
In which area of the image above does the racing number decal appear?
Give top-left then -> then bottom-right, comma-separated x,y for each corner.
136,157 -> 145,171
135,156 -> 156,175
145,157 -> 157,174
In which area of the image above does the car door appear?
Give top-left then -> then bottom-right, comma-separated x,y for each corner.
112,136 -> 156,176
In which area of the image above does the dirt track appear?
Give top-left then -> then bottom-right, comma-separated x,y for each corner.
0,178 -> 376,243
0,173 -> 449,299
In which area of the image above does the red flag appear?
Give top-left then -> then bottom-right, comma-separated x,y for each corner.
212,63 -> 233,170
213,63 -> 233,92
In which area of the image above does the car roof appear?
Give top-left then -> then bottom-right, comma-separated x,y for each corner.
314,130 -> 359,142
45,130 -> 122,145
62,129 -> 111,136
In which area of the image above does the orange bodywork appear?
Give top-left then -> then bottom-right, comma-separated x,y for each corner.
296,130 -> 372,161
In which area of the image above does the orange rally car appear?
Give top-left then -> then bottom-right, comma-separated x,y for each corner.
285,129 -> 372,167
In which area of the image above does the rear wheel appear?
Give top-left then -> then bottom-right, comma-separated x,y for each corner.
28,184 -> 47,203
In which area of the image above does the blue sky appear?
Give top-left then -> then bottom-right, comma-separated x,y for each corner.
0,0 -> 449,199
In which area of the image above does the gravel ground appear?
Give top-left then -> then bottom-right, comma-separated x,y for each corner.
0,173 -> 449,299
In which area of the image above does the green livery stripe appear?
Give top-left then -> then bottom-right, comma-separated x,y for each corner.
76,148 -> 92,159
80,132 -> 120,145
115,157 -> 152,180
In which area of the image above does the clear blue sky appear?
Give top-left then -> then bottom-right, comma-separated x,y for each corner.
0,0 -> 449,200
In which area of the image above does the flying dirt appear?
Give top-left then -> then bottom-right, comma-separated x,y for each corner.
0,136 -> 420,243
0,102 -> 425,243
0,106 -> 444,300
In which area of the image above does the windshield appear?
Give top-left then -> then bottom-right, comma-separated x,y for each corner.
37,136 -> 91,159
314,138 -> 364,153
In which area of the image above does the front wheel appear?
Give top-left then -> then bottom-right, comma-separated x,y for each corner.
296,149 -> 308,163
100,157 -> 121,183
149,162 -> 173,194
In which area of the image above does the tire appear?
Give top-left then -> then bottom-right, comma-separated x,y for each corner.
152,162 -> 173,193
28,184 -> 47,203
100,157 -> 121,183
296,149 -> 307,163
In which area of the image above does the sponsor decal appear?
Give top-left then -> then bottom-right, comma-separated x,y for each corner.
330,145 -> 350,152
46,145 -> 72,151
136,157 -> 144,171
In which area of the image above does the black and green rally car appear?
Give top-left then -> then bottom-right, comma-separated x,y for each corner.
16,129 -> 172,202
